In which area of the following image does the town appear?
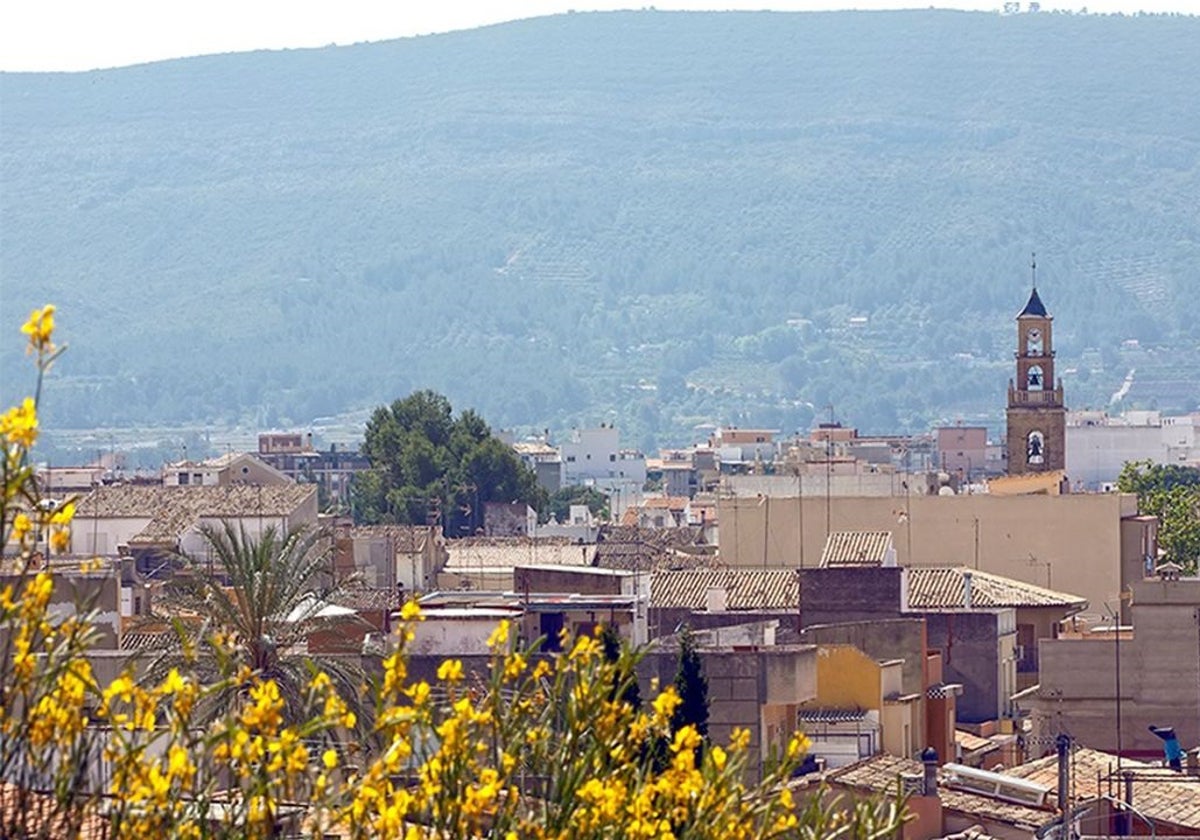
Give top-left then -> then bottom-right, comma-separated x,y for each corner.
7,285 -> 1200,837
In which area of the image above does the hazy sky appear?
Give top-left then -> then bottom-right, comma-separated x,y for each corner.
2,0 -> 1195,72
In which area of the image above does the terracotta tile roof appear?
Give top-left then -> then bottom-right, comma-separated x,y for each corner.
593,526 -> 710,572
820,531 -> 895,568
330,587 -> 401,612
797,708 -> 870,723
650,568 -> 798,610
955,729 -> 996,754
346,524 -> 438,553
76,485 -> 317,545
813,754 -> 1051,830
120,630 -> 180,652
1004,747 -> 1200,830
906,568 -> 1088,611
0,783 -> 108,838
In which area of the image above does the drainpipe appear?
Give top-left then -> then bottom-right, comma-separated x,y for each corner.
963,571 -> 974,609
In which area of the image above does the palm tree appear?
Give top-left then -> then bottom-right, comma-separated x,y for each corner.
144,522 -> 369,731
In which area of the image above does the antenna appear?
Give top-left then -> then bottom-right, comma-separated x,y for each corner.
1031,252 -> 1038,289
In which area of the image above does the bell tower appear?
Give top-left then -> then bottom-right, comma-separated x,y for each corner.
1006,256 -> 1066,475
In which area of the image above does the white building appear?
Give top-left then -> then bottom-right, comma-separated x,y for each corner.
1065,410 -> 1200,490
71,484 -> 319,575
559,426 -> 646,515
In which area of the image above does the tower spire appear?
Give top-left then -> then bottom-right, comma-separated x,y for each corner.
1031,251 -> 1037,289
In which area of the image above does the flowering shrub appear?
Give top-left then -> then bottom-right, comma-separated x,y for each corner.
1,308 -> 906,839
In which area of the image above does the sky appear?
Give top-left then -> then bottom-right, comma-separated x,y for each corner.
1,0 -> 1196,72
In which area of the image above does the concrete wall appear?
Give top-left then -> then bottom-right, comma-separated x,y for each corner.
0,571 -> 120,650
1026,576 -> 1200,755
799,619 -> 927,700
410,615 -> 509,656
721,492 -> 1138,621
642,644 -> 817,782
799,567 -> 904,627
924,611 -> 1015,724
650,608 -> 800,643
71,516 -> 152,556
514,566 -> 627,596
726,471 -> 901,499
811,645 -> 880,709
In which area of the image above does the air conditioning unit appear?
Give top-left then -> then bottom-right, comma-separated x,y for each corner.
941,763 -> 1050,807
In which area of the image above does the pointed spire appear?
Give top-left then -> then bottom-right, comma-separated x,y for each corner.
1019,253 -> 1048,317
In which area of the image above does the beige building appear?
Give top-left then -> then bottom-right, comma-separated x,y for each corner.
1017,573 -> 1200,757
718,492 -> 1151,622
162,452 -> 291,488
71,484 -> 319,572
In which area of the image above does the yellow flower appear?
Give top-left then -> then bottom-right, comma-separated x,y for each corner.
49,501 -> 75,525
437,658 -> 464,682
399,599 -> 422,621
11,512 -> 31,541
323,748 -> 339,770
20,304 -> 55,354
709,744 -> 727,771
652,687 -> 681,722
488,619 -> 511,649
49,529 -> 70,553
0,398 -> 38,448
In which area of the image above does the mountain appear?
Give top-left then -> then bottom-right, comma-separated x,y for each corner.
3,9 -> 1199,451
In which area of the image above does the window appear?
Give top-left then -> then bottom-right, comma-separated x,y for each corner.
1027,365 -> 1044,391
609,454 -> 616,462
1027,431 -> 1045,465
178,473 -> 189,485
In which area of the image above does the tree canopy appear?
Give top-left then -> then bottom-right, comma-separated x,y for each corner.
352,390 -> 547,535
1118,460 -> 1200,573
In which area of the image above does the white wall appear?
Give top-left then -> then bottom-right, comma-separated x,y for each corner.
70,516 -> 152,556
1066,414 -> 1200,489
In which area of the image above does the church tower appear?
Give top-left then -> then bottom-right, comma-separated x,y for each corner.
1006,259 -> 1066,475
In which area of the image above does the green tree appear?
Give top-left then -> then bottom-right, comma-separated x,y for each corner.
1118,460 -> 1200,572
146,522 -> 368,732
547,485 -> 610,524
671,627 -> 709,741
352,390 -> 547,534
600,623 -> 642,711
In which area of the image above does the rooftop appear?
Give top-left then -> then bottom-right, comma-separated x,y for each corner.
444,539 -> 596,570
1018,286 -> 1049,318
820,531 -> 895,568
907,567 -> 1088,611
808,754 -> 1050,831
650,568 -> 799,611
1005,747 -> 1200,830
75,484 -> 317,546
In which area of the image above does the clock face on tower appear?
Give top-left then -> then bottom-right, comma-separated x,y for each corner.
1027,328 -> 1043,356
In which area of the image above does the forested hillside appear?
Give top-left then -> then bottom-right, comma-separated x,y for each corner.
3,9 -> 1198,451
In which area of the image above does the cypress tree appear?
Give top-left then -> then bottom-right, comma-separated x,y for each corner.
671,626 -> 709,739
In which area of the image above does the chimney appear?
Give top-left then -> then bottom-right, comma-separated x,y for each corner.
1188,748 -> 1200,777
904,747 -> 944,840
963,571 -> 974,609
922,747 -> 939,795
1056,734 -> 1071,817
705,586 -> 728,612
